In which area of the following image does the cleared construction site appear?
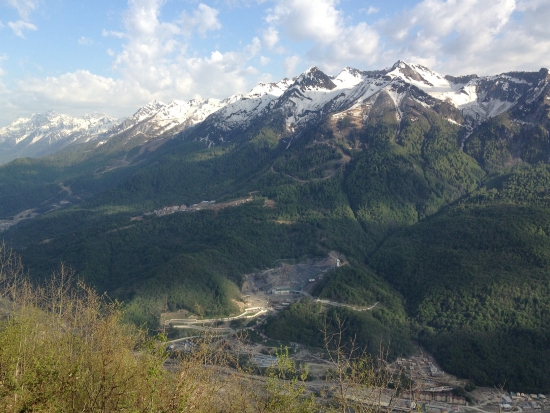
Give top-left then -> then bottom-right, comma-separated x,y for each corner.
242,253 -> 340,299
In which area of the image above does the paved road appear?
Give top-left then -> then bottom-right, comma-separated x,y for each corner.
164,307 -> 269,328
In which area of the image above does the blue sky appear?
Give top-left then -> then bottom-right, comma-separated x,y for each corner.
1,0 -> 549,126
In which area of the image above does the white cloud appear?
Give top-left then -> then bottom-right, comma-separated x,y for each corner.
111,0 -> 186,92
6,70 -> 154,121
266,0 -> 380,71
365,6 -> 379,15
262,0 -> 548,76
3,0 -> 550,127
7,19 -> 37,37
273,45 -> 286,55
109,0 -> 257,98
4,0 -> 39,20
245,37 -> 262,57
385,0 -> 515,54
0,57 -> 8,108
179,49 -> 261,98
0,0 -> 263,125
284,55 -> 300,77
17,71 -> 126,103
78,37 -> 94,46
180,3 -> 222,36
223,0 -> 266,6
314,22 -> 379,72
267,0 -> 342,44
262,26 -> 279,49
378,0 -> 550,75
3,0 -> 39,39
0,54 -> 7,77
102,29 -> 126,38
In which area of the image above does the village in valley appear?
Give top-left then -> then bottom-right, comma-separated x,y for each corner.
131,195 -> 256,221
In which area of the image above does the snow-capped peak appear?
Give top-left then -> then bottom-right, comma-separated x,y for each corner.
292,66 -> 337,91
387,61 -> 445,87
82,112 -> 108,120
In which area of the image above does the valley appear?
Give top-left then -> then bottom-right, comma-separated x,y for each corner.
0,60 -> 550,394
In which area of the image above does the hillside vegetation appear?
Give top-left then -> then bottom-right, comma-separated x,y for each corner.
372,163 -> 550,391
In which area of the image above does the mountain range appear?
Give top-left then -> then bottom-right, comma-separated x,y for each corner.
0,111 -> 118,164
2,60 -> 548,165
1,60 -> 550,393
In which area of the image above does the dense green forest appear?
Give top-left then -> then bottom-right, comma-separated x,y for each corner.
265,299 -> 412,360
1,96 -> 550,392
371,163 -> 550,392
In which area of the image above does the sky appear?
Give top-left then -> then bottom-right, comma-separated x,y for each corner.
0,0 -> 549,126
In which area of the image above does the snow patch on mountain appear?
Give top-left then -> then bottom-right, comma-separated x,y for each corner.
385,88 -> 405,121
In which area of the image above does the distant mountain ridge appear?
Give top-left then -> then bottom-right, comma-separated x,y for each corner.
0,111 -> 118,164
1,60 -> 548,164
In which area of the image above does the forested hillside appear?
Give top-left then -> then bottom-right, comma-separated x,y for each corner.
371,164 -> 550,391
